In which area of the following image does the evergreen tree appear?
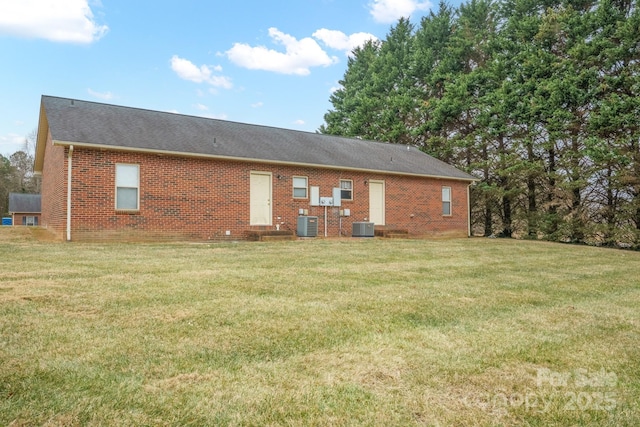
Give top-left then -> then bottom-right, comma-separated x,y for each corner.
320,0 -> 640,247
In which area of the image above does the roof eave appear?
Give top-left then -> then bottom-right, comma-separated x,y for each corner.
34,100 -> 49,174
51,140 -> 478,182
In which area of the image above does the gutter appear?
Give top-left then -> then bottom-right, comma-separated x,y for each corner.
66,145 -> 73,241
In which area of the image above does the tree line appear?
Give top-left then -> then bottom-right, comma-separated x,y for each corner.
320,0 -> 640,248
0,130 -> 39,216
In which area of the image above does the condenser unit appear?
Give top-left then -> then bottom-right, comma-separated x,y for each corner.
297,216 -> 318,237
352,222 -> 374,237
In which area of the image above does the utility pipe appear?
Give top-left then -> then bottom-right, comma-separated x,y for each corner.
467,182 -> 472,238
66,145 -> 73,241
324,205 -> 328,237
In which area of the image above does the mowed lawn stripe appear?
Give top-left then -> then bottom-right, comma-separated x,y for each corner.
1,229 -> 638,426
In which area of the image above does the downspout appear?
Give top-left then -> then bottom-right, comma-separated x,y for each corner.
467,182 -> 472,237
66,145 -> 74,241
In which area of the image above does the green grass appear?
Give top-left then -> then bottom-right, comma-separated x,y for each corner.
1,227 -> 639,426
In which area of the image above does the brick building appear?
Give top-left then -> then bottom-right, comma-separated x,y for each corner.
8,193 -> 41,226
34,96 -> 476,241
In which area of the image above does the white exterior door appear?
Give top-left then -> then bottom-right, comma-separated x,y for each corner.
369,180 -> 385,225
250,172 -> 272,225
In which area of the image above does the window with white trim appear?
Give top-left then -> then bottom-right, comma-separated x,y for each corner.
23,216 -> 37,226
442,186 -> 451,216
293,176 -> 308,198
340,179 -> 353,200
116,164 -> 139,210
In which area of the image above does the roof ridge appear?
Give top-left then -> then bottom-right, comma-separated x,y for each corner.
41,95 -> 395,147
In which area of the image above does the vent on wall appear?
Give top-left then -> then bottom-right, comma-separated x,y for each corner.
297,216 -> 318,237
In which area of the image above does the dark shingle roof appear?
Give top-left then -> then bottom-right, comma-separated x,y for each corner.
9,193 -> 41,213
39,95 -> 475,181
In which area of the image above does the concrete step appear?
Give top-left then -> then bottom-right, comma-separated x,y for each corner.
374,229 -> 409,238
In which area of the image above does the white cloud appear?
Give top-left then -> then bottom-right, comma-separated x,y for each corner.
195,103 -> 208,111
312,29 -> 377,55
369,0 -> 432,23
293,119 -> 305,126
0,0 -> 108,43
329,84 -> 342,94
208,75 -> 233,88
199,112 -> 228,120
251,102 -> 264,108
0,133 -> 27,156
226,27 -> 338,76
170,55 -> 233,89
170,55 -> 213,83
87,88 -> 114,100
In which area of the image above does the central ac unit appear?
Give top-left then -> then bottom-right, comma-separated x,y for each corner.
297,216 -> 318,237
352,222 -> 374,237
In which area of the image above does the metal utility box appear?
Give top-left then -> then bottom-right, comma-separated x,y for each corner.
352,222 -> 375,237
332,187 -> 342,207
297,216 -> 318,237
319,197 -> 333,206
310,186 -> 320,206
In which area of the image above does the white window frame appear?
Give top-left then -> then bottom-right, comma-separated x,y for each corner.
292,176 -> 308,199
115,164 -> 140,211
340,179 -> 353,201
442,186 -> 452,216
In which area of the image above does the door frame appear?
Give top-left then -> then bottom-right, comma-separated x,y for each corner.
249,171 -> 272,226
368,179 -> 385,225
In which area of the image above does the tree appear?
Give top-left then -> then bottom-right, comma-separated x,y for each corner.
320,39 -> 382,138
0,154 -> 13,215
10,151 -> 34,192
1,128 -> 40,215
585,0 -> 640,246
320,0 -> 640,247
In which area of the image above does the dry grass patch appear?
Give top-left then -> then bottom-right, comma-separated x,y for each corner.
1,230 -> 639,426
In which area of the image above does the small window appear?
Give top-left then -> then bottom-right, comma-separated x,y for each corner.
22,216 -> 37,226
442,186 -> 452,216
340,179 -> 353,200
116,164 -> 139,210
293,176 -> 308,198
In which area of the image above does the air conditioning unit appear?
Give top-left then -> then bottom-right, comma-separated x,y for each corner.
352,222 -> 374,237
297,216 -> 318,237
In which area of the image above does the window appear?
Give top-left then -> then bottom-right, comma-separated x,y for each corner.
442,186 -> 451,216
340,179 -> 353,200
293,176 -> 308,198
116,164 -> 139,210
23,216 -> 37,226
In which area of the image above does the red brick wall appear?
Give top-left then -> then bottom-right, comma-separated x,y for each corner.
40,131 -> 67,239
44,147 -> 471,241
11,213 -> 41,226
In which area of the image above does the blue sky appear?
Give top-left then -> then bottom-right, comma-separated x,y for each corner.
0,0 -> 457,157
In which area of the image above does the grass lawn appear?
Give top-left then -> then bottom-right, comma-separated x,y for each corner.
1,227 -> 639,426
